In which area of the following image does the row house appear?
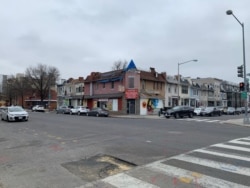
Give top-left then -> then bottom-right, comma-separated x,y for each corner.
83,60 -> 166,115
192,77 -> 222,107
165,76 -> 247,108
57,77 -> 86,108
166,76 -> 202,108
220,80 -> 242,108
165,75 -> 178,107
55,61 -> 249,114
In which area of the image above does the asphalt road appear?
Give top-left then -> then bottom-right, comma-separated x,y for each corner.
0,112 -> 249,188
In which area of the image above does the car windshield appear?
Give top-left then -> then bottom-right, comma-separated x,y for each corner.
9,107 -> 24,112
205,107 -> 214,110
172,106 -> 181,111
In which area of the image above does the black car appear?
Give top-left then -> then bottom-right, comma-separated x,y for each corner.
200,107 -> 221,116
164,106 -> 194,119
86,107 -> 109,117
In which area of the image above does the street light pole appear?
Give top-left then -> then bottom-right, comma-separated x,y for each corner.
226,10 -> 249,124
178,59 -> 198,106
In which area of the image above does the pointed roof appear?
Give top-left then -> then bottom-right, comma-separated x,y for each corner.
126,59 -> 137,71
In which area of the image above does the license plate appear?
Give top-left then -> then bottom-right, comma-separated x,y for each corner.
19,117 -> 22,119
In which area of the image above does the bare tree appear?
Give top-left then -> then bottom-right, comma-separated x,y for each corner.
2,77 -> 16,106
10,75 -> 30,107
111,60 -> 128,70
25,64 -> 60,102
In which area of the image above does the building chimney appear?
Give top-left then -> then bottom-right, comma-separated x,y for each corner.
150,67 -> 155,73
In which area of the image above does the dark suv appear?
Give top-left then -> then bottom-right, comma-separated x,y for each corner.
165,106 -> 194,119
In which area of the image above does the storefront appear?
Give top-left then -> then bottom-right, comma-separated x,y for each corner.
125,89 -> 138,114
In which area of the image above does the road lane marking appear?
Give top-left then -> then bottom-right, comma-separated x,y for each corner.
206,120 -> 220,123
229,140 -> 250,146
146,162 -> 249,188
174,155 -> 250,176
194,149 -> 250,162
195,119 -> 210,122
103,173 -> 159,188
212,143 -> 250,152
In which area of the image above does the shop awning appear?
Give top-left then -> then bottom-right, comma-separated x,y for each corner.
84,93 -> 123,99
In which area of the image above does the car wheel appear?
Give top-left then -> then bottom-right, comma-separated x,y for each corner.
189,113 -> 193,118
7,116 -> 10,122
86,113 -> 89,116
174,113 -> 180,119
96,113 -> 99,117
165,116 -> 170,119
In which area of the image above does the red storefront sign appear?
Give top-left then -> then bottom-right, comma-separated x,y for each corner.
125,89 -> 138,99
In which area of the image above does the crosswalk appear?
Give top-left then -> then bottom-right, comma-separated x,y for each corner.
79,136 -> 250,188
176,118 -> 224,123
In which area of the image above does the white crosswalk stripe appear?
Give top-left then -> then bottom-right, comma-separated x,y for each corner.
146,162 -> 249,188
176,118 -> 224,123
80,136 -> 250,188
103,173 -> 160,188
212,143 -> 250,152
173,155 -> 250,176
194,148 -> 250,162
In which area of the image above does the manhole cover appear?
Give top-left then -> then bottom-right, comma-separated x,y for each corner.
61,154 -> 136,182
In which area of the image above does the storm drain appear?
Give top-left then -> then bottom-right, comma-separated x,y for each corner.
61,154 -> 137,182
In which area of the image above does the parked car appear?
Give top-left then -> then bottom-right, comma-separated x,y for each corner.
56,106 -> 71,114
32,105 -> 45,112
194,107 -> 205,116
75,106 -> 90,116
217,106 -> 226,113
86,107 -> 109,117
0,106 -> 7,115
164,106 -> 194,119
223,107 -> 236,115
200,107 -> 222,116
1,106 -> 29,122
235,107 -> 242,115
158,107 -> 172,116
69,107 -> 78,115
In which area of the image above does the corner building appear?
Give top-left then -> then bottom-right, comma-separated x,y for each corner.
84,60 -> 166,115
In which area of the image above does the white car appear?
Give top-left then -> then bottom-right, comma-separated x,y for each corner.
1,106 -> 29,122
69,107 -> 78,115
194,107 -> 204,116
32,105 -> 45,112
75,106 -> 89,115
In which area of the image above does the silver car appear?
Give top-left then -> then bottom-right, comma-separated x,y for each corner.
1,106 -> 29,122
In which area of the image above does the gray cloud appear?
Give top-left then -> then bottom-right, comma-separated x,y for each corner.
0,0 -> 249,83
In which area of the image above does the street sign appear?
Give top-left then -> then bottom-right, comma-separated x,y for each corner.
241,91 -> 247,99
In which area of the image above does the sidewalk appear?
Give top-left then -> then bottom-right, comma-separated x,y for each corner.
110,114 -> 250,127
110,114 -> 165,119
223,118 -> 250,127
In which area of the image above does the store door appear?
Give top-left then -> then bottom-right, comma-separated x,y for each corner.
127,99 -> 135,114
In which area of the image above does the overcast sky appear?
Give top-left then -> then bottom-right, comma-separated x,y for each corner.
1,0 -> 250,83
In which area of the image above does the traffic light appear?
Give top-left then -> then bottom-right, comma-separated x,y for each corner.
239,82 -> 244,91
237,65 -> 244,78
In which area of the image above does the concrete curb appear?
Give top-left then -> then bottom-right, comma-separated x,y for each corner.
110,115 -> 165,119
223,119 -> 250,127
